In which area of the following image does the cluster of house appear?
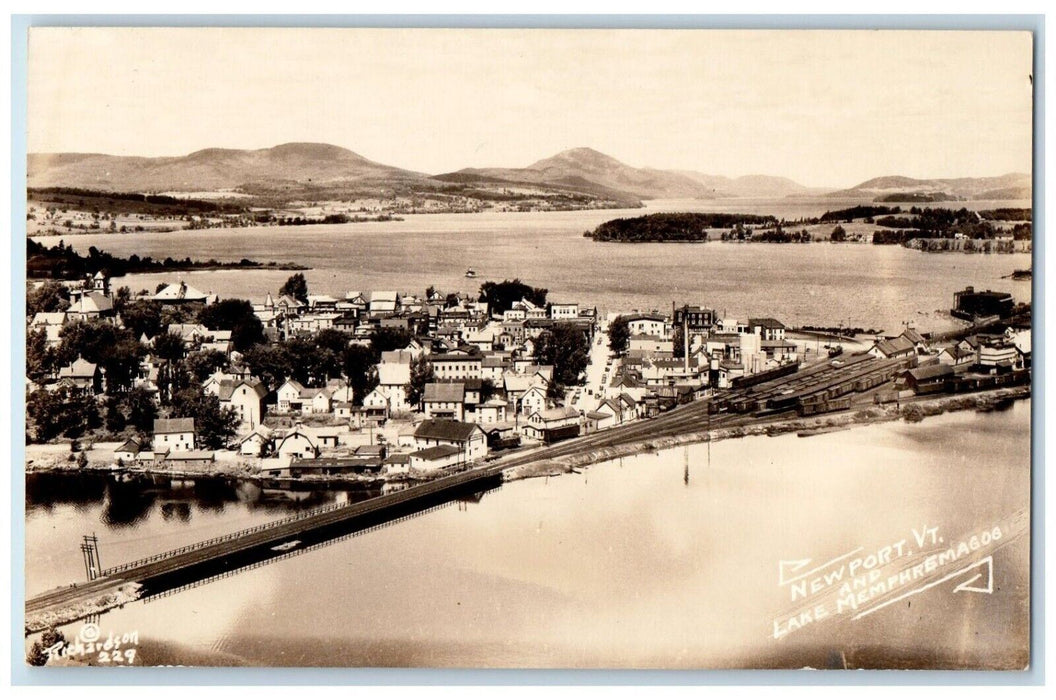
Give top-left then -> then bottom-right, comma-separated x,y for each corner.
30,275 -> 618,475
603,306 -> 800,415
870,324 -> 1032,395
33,274 -> 1030,478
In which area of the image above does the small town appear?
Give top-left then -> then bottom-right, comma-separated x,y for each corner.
19,22 -> 1035,675
25,270 -> 1032,486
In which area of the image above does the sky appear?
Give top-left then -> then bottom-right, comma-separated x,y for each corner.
27,28 -> 1034,188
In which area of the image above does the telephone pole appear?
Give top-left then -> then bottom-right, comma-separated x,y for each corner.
80,533 -> 101,581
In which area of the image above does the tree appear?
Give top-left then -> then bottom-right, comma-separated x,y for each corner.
282,335 -> 342,385
480,378 -> 496,403
315,328 -> 351,356
535,323 -> 589,387
121,386 -> 158,433
405,355 -> 434,409
342,344 -> 378,406
26,280 -> 70,316
113,286 -> 133,313
831,225 -> 847,242
170,386 -> 238,449
185,348 -> 229,382
105,395 -> 128,433
153,331 -> 187,404
26,328 -> 54,382
369,327 -> 412,358
672,323 -> 685,359
608,316 -> 630,355
243,342 -> 292,390
54,321 -> 144,394
478,279 -> 548,315
279,273 -> 309,304
100,335 -> 147,394
197,298 -> 264,351
27,387 -> 101,442
120,299 -> 163,339
26,628 -> 67,666
152,330 -> 186,362
56,319 -> 113,365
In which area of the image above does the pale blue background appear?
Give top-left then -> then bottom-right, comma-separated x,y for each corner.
9,13 -> 1045,685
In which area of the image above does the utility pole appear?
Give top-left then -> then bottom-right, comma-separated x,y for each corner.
683,304 -> 690,376
80,533 -> 101,581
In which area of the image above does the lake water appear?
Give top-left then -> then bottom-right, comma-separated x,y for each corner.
26,401 -> 1031,669
33,198 -> 1032,335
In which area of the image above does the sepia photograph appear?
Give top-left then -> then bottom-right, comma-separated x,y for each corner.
18,23 -> 1035,672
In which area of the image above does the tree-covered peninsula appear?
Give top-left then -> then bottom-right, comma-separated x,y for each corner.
585,212 -> 778,242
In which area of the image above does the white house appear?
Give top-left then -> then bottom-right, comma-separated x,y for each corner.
625,313 -> 667,337
477,398 -> 508,424
275,428 -> 319,460
550,302 -> 580,320
430,351 -> 483,381
154,417 -> 195,453
518,385 -> 548,417
238,425 -> 274,457
408,445 -> 464,471
412,419 -> 488,464
423,382 -> 466,421
217,378 -> 268,429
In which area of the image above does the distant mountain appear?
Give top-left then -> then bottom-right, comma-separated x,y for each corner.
31,141 -> 1023,208
827,173 -> 1032,201
27,142 -> 428,193
446,149 -> 824,201
672,171 -> 823,198
445,147 -> 720,201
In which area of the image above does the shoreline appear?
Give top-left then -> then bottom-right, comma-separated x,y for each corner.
23,385 -> 1029,635
502,386 -> 1030,481
26,386 -> 1030,486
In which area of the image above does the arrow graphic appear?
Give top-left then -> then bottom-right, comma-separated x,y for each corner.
953,557 -> 994,594
779,547 -> 863,586
853,556 -> 994,620
778,559 -> 811,585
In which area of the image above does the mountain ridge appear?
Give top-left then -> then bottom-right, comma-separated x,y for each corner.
27,142 -> 1031,204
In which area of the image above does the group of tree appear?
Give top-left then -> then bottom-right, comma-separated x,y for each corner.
748,226 -> 812,243
587,212 -> 777,242
871,207 -> 1008,241
198,298 -> 265,351
27,238 -> 304,280
830,225 -> 848,242
818,205 -> 902,223
478,279 -> 548,315
405,354 -> 435,407
534,323 -> 590,399
608,316 -> 630,355
278,273 -> 310,304
26,279 -> 71,316
26,385 -> 103,442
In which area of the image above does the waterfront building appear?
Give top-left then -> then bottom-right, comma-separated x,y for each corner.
952,286 -> 1014,320
748,317 -> 787,341
412,419 -> 488,463
275,427 -> 319,460
154,417 -> 196,453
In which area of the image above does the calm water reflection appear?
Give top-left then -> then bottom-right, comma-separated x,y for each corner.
26,401 -> 1031,668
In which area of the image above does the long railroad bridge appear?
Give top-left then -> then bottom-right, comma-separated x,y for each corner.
27,351 -> 965,628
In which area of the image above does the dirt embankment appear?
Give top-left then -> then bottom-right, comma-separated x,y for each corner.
503,386 -> 1030,481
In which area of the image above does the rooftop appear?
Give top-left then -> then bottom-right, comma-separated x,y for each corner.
154,417 -> 195,434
